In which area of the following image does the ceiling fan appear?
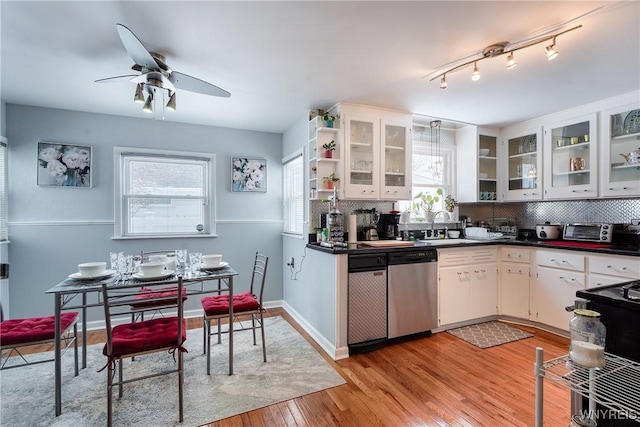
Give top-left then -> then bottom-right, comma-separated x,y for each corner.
96,23 -> 230,113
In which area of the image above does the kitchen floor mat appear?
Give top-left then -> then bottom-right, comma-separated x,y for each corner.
447,321 -> 533,349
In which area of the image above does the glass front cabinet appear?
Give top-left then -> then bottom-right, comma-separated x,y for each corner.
502,127 -> 543,201
543,113 -> 598,200
601,104 -> 640,197
343,114 -> 380,199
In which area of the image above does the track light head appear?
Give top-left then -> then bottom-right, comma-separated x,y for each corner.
545,44 -> 559,61
471,63 -> 481,81
134,83 -> 145,103
440,75 -> 448,89
506,52 -> 517,69
166,91 -> 176,111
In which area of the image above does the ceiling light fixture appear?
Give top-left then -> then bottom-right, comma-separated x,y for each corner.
142,91 -> 153,113
545,37 -> 559,60
166,91 -> 176,111
430,25 -> 581,88
134,83 -> 145,103
471,63 -> 481,81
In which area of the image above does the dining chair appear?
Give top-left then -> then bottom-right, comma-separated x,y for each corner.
200,252 -> 268,375
0,312 -> 79,373
100,278 -> 187,427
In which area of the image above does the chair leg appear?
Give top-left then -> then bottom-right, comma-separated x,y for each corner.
252,315 -> 257,345
202,317 -> 206,355
178,346 -> 184,422
206,318 -> 212,376
73,323 -> 79,376
107,361 -> 114,427
217,318 -> 222,344
259,312 -> 267,362
118,359 -> 123,398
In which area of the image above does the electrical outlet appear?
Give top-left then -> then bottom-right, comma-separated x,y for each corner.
287,257 -> 295,268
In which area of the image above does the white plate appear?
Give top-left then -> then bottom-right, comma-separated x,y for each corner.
68,269 -> 117,280
201,261 -> 229,271
132,270 -> 175,281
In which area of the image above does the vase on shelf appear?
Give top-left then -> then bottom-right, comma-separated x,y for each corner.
325,119 -> 334,128
325,150 -> 333,159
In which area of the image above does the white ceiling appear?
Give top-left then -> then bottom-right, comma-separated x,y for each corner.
1,1 -> 638,134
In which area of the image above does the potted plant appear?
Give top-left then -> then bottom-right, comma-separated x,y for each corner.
323,173 -> 340,190
444,195 -> 458,212
322,113 -> 336,128
412,188 -> 443,221
322,140 -> 336,158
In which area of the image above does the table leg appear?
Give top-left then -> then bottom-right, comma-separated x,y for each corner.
82,292 -> 87,369
54,294 -> 62,416
228,276 -> 233,375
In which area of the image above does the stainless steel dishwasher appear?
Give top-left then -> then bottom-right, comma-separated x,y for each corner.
387,249 -> 438,339
348,253 -> 388,352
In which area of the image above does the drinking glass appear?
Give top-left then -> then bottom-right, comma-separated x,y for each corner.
175,249 -> 187,273
109,252 -> 120,271
189,252 -> 202,273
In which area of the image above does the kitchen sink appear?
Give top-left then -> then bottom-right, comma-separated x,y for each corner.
414,239 -> 482,246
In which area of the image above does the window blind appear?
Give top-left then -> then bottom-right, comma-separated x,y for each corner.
0,139 -> 7,241
283,153 -> 303,235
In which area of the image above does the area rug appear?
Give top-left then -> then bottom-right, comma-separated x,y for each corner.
0,316 -> 345,426
446,321 -> 533,349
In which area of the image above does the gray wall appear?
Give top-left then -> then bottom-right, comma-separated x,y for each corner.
6,104 -> 284,321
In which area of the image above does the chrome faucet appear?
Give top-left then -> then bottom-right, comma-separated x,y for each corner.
430,211 -> 448,231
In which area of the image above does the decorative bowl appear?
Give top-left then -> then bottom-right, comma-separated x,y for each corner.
78,262 -> 107,277
138,262 -> 165,276
202,254 -> 223,268
479,148 -> 490,156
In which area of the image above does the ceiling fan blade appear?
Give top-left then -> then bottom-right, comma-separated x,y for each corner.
116,23 -> 160,70
169,71 -> 231,98
95,75 -> 139,83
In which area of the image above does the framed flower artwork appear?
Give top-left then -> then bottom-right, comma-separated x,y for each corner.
231,157 -> 266,192
37,142 -> 92,187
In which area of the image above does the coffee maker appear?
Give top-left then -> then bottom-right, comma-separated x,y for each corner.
377,213 -> 401,240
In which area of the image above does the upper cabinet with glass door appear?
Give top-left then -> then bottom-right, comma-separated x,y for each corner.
456,126 -> 500,203
502,127 -> 543,201
543,113 -> 597,200
380,118 -> 412,200
601,104 -> 640,197
343,114 -> 380,199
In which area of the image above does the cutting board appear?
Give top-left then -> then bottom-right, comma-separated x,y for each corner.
358,240 -> 415,247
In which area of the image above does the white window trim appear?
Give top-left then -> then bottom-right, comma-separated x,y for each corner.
282,148 -> 304,237
113,146 -> 217,239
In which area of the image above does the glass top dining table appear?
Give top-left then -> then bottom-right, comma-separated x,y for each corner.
45,266 -> 239,417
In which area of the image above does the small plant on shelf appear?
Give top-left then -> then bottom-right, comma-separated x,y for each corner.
322,113 -> 337,128
322,173 -> 340,190
322,140 -> 336,158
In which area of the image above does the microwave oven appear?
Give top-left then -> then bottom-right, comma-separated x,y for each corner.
563,223 -> 614,243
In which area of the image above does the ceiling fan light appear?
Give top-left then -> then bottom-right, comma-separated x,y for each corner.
134,83 -> 145,103
142,93 -> 153,113
166,92 -> 176,111
440,75 -> 448,89
506,52 -> 517,69
471,63 -> 481,81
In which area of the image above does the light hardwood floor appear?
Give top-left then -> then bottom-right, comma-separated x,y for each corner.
6,308 -> 571,426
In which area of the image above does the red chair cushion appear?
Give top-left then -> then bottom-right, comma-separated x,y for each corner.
0,312 -> 79,346
201,291 -> 260,316
103,317 -> 187,358
129,287 -> 188,309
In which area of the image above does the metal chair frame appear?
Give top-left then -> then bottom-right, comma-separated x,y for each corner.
101,278 -> 186,427
202,252 -> 268,375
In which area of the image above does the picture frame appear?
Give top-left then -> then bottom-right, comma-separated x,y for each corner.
37,142 -> 92,187
231,157 -> 267,192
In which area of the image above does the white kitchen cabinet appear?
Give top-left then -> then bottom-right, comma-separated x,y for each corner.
340,104 -> 412,200
532,249 -> 586,331
587,253 -> 640,288
543,113 -> 598,200
438,247 -> 498,326
501,127 -> 543,201
308,116 -> 341,200
456,125 -> 500,203
600,103 -> 640,197
499,247 -> 531,319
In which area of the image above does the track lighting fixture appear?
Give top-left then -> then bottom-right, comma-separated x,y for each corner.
545,37 -> 559,60
440,75 -> 448,89
471,63 -> 481,81
134,83 -> 145,103
506,52 -> 517,69
166,92 -> 176,111
429,25 -> 581,88
142,92 -> 153,113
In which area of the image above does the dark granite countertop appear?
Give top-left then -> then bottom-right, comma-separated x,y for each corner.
307,239 -> 640,257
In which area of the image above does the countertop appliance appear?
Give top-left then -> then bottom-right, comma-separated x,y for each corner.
387,249 -> 438,339
347,253 -> 387,353
575,281 -> 640,427
536,222 -> 562,240
377,213 -> 400,240
563,223 -> 614,243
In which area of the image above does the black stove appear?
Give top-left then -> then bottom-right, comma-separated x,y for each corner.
577,280 -> 640,312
